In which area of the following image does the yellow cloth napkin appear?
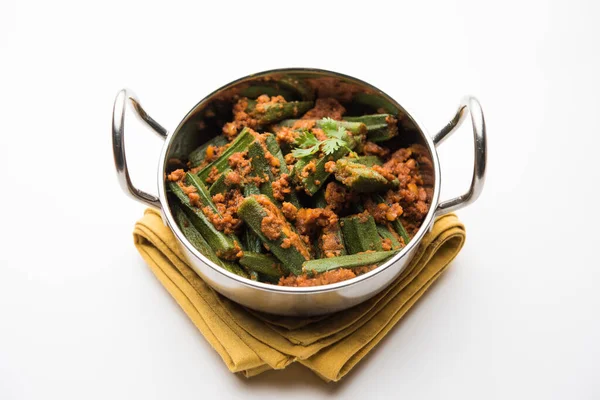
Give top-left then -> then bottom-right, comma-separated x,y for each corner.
133,209 -> 465,382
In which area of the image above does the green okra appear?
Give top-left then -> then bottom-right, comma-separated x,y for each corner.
172,204 -> 248,278
239,252 -> 284,280
167,181 -> 240,260
318,221 -> 347,258
185,172 -> 221,213
312,188 -> 328,209
264,134 -> 300,208
240,85 -> 295,100
372,194 -> 410,245
293,131 -> 359,195
333,159 -> 399,193
209,168 -> 235,196
344,114 -> 398,142
277,119 -> 367,136
197,127 -> 256,183
188,135 -> 229,168
242,184 -> 263,253
237,196 -> 311,275
340,213 -> 383,254
302,250 -> 400,274
248,141 -> 279,205
246,100 -> 313,125
344,155 -> 383,167
276,75 -> 315,101
248,270 -> 260,281
352,93 -> 398,114
376,224 -> 403,250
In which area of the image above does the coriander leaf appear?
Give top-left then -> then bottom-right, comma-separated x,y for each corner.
322,138 -> 345,155
295,130 -> 319,147
291,145 -> 320,158
326,126 -> 346,140
319,117 -> 338,131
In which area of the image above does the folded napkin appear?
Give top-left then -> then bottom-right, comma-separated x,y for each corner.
133,209 -> 465,382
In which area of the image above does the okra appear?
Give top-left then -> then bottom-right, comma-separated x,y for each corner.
242,184 -> 263,253
372,194 -> 410,245
340,213 -> 383,254
264,134 -> 300,207
197,127 -> 256,183
188,135 -> 228,167
318,221 -> 347,258
276,75 -> 315,101
185,173 -> 221,214
293,131 -> 359,195
302,250 -> 400,274
343,155 -> 383,167
167,182 -> 240,260
237,196 -> 311,275
248,140 -> 279,204
333,159 -> 399,193
277,119 -> 367,136
312,188 -> 327,209
376,224 -> 403,250
352,93 -> 398,114
172,204 -> 248,278
208,168 -> 235,196
344,114 -> 398,142
240,85 -> 294,100
246,100 -> 313,125
239,252 -> 284,280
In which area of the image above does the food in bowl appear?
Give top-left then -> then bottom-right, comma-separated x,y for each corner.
165,83 -> 433,287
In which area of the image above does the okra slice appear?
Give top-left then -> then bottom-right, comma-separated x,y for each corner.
237,195 -> 311,275
372,194 -> 410,245
302,250 -> 399,274
188,135 -> 229,168
239,252 -> 284,280
197,127 -> 256,183
376,224 -> 403,250
246,100 -> 313,125
293,131 -> 359,196
168,182 -> 240,260
340,213 -> 383,254
277,119 -> 367,135
172,205 -> 248,278
344,114 -> 398,142
333,159 -> 399,193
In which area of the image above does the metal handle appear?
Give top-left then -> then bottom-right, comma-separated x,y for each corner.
432,96 -> 487,216
112,89 -> 168,209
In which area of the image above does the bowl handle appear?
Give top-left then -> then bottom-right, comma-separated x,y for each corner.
112,89 -> 168,209
432,96 -> 487,217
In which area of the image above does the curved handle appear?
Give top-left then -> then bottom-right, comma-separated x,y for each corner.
432,96 -> 487,217
112,89 -> 168,209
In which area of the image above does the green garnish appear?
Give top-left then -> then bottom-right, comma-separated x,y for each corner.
291,118 -> 357,158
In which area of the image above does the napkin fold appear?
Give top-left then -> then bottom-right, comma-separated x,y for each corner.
133,209 -> 465,382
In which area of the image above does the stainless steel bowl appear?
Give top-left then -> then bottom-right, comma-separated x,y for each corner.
112,68 -> 487,316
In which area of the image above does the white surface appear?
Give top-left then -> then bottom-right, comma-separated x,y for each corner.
1,0 -> 599,398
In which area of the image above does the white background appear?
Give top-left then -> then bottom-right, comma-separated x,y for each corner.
1,0 -> 599,398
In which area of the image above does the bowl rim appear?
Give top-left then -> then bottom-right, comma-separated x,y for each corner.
156,67 -> 442,294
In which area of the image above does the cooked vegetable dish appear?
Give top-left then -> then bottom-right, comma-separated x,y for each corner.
166,82 -> 432,287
